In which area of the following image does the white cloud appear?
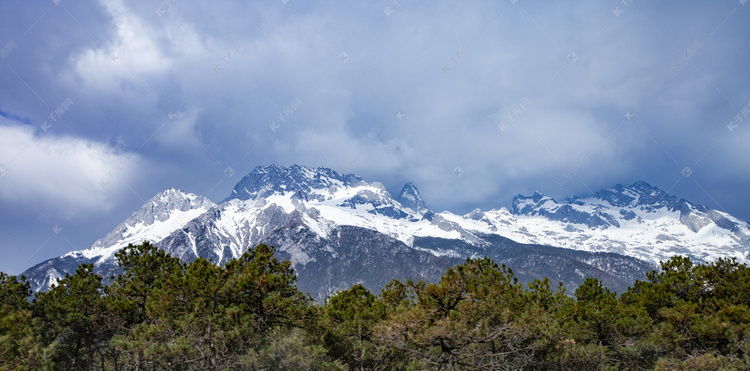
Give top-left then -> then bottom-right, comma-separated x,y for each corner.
5,0 -> 748,218
0,122 -> 140,217
69,0 -> 208,93
154,108 -> 205,150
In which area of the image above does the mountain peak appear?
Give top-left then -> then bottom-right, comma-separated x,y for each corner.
21,171 -> 750,296
396,182 -> 429,215
143,189 -> 214,220
225,165 -> 365,202
156,188 -> 196,202
83,189 -> 215,259
595,180 -> 680,209
511,191 -> 554,214
630,180 -> 654,188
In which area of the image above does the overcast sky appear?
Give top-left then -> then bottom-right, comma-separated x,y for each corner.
1,1 -> 748,274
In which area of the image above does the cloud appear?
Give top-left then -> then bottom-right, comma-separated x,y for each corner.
68,0 -> 208,95
0,121 -> 140,218
0,0 -> 749,274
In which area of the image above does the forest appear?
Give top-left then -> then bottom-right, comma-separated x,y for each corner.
2,242 -> 750,370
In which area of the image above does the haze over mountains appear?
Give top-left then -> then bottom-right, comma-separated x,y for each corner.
22,165 -> 750,301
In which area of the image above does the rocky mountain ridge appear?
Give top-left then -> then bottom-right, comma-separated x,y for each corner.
21,165 -> 749,300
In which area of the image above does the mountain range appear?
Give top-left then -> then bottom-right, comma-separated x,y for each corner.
22,165 -> 750,301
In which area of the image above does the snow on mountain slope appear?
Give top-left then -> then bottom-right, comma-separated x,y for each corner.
21,166 -> 749,295
24,189 -> 215,291
156,167 -> 465,266
77,188 -> 214,261
159,169 -> 750,268
435,182 -> 750,265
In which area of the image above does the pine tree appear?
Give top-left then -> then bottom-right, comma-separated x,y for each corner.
33,264 -> 107,370
0,273 -> 47,370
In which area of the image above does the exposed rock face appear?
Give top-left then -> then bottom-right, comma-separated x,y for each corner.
22,167 -> 750,299
396,182 -> 429,216
509,181 -> 749,263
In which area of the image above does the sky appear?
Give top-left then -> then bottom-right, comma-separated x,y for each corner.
0,0 -> 748,275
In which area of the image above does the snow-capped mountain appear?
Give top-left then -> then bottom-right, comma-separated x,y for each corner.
503,181 -> 750,264
71,188 -> 215,263
23,189 -> 214,292
396,182 -> 429,216
21,166 -> 749,300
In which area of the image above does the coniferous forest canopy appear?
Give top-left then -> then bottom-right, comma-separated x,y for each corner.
3,243 -> 750,370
